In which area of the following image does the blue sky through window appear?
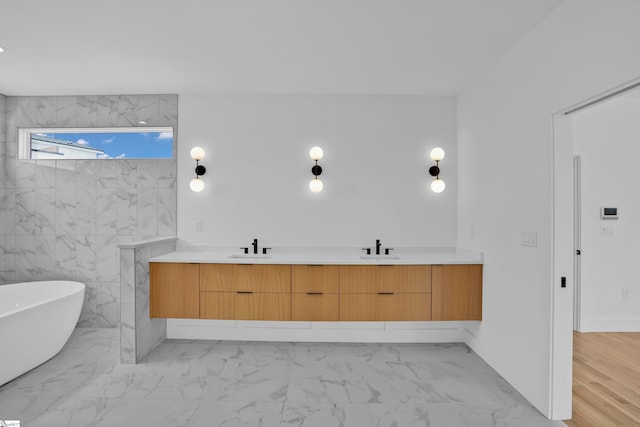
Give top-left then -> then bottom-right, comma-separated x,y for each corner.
35,130 -> 173,159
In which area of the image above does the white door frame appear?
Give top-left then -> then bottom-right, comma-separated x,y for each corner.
551,77 -> 640,419
573,155 -> 582,331
550,112 -> 574,420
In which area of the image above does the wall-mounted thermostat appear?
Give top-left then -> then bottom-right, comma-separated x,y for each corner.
601,207 -> 618,220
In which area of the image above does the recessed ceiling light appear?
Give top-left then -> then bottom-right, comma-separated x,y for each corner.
138,120 -> 148,125
0,46 -> 5,53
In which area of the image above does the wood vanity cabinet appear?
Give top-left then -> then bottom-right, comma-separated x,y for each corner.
149,261 -> 482,322
338,265 -> 432,321
199,264 -> 291,321
291,265 -> 340,321
150,262 -> 200,318
431,264 -> 483,321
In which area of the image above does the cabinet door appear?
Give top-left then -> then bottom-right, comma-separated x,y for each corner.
291,293 -> 339,321
292,265 -> 340,293
431,265 -> 483,320
339,265 -> 431,293
200,264 -> 291,292
150,263 -> 200,318
339,293 -> 431,321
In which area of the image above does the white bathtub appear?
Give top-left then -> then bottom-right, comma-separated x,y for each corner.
0,280 -> 85,387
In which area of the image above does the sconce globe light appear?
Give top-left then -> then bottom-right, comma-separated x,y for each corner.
428,147 -> 445,193
309,178 -> 324,193
430,178 -> 446,193
190,146 -> 207,192
190,177 -> 205,192
309,146 -> 324,193
430,147 -> 445,162
309,146 -> 324,161
190,146 -> 205,161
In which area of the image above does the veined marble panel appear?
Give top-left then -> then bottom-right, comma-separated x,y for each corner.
76,95 -> 98,127
15,189 -> 36,234
97,95 -> 119,127
116,160 -> 138,189
55,234 -> 77,279
76,187 -> 97,235
36,96 -> 57,126
76,235 -> 97,282
55,187 -> 76,235
56,96 -> 78,127
76,160 -> 97,189
17,96 -> 37,126
55,160 -> 77,188
35,235 -> 57,280
16,159 -> 36,189
116,187 -> 137,235
96,188 -> 117,235
96,280 -> 120,328
117,95 -> 139,126
97,160 -> 117,189
0,188 -> 16,234
35,188 -> 56,235
137,188 -> 158,236
35,159 -> 56,188
157,188 -> 177,236
138,95 -> 160,126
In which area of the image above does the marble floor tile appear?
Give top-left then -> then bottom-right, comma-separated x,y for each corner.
93,397 -> 200,427
281,402 -> 373,427
186,400 -> 284,427
0,329 -> 563,427
28,397 -> 119,427
368,401 -> 566,427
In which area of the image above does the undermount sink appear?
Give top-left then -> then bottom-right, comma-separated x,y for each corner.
360,255 -> 400,260
228,254 -> 272,259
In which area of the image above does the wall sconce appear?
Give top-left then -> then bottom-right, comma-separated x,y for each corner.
190,146 -> 206,192
309,146 -> 324,193
429,147 -> 445,193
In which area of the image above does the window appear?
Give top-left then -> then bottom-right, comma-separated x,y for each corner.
18,127 -> 174,160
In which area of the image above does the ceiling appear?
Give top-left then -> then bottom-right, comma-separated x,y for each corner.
0,0 -> 563,96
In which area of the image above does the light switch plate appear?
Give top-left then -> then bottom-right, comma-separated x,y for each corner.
521,230 -> 537,248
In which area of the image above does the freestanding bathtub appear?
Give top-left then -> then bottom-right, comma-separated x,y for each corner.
0,280 -> 85,387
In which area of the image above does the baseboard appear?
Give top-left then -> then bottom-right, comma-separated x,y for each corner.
578,318 -> 640,332
166,319 -> 467,342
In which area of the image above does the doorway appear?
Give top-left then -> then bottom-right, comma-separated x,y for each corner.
553,78 -> 640,421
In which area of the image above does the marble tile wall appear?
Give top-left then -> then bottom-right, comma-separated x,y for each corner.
0,94 -> 178,328
119,237 -> 176,364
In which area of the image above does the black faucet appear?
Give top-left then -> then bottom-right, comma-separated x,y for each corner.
376,239 -> 382,255
251,238 -> 259,254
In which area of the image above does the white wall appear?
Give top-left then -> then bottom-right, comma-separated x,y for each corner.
457,0 -> 640,419
177,95 -> 457,248
572,95 -> 640,332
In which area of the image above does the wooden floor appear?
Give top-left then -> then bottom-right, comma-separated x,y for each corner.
564,332 -> 640,427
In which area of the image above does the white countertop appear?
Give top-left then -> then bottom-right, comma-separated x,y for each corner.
149,246 -> 483,265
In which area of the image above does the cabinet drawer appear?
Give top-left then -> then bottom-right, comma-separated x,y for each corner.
339,293 -> 431,321
292,265 -> 340,293
339,265 -> 431,293
150,263 -> 200,318
200,264 -> 291,293
200,291 -> 291,321
291,293 -> 339,321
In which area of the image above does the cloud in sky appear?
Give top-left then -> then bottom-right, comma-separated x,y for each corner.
157,132 -> 173,140
115,153 -> 126,159
102,137 -> 115,144
76,138 -> 90,146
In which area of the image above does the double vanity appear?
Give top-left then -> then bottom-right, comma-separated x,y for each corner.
149,245 -> 483,324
